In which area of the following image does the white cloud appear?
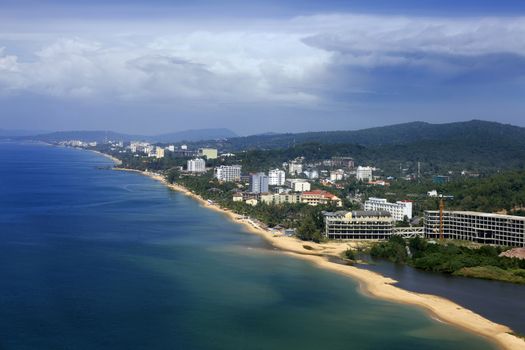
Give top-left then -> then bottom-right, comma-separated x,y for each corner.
1,14 -> 525,103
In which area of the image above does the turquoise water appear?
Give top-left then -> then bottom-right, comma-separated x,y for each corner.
0,142 -> 496,349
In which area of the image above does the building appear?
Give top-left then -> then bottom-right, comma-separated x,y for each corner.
330,169 -> 345,181
167,145 -> 175,152
260,193 -> 301,205
155,147 -> 165,159
246,198 -> 258,206
356,166 -> 373,181
285,179 -> 311,192
424,211 -> 525,247
427,190 -> 438,197
187,158 -> 206,173
301,190 -> 343,207
324,211 -> 394,240
173,149 -> 197,158
364,197 -> 412,221
303,169 -> 319,180
268,169 -> 286,186
215,165 -> 242,182
331,156 -> 354,169
199,148 -> 218,159
288,161 -> 303,175
249,173 -> 269,193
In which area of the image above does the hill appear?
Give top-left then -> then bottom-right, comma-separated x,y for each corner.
17,128 -> 237,143
218,120 -> 525,150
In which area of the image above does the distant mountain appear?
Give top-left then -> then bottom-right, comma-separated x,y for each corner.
0,129 -> 51,138
217,120 -> 525,150
154,128 -> 237,143
23,131 -> 139,143
19,128 -> 237,143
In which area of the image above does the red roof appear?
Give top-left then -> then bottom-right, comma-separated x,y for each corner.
302,190 -> 337,199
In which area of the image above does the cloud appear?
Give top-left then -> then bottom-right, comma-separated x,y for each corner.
1,14 -> 525,105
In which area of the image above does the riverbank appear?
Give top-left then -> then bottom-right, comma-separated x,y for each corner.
113,166 -> 524,350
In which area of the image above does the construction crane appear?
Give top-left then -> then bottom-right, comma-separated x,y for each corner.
439,197 -> 445,241
438,194 -> 453,241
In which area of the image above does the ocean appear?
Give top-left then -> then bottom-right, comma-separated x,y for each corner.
0,142 -> 496,349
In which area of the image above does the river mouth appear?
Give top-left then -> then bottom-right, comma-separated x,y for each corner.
355,254 -> 525,335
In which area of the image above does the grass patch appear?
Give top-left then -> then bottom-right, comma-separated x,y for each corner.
453,266 -> 525,284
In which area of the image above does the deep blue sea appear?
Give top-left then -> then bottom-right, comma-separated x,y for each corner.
0,142 -> 496,349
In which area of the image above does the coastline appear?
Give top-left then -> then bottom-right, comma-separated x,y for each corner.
114,166 -> 525,350
91,150 -> 123,165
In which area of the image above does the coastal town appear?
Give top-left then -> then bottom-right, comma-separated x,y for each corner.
60,139 -> 525,252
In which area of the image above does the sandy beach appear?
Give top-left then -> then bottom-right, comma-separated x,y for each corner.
115,167 -> 525,350
91,150 -> 123,165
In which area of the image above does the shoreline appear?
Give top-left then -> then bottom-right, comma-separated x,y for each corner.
114,166 -> 525,350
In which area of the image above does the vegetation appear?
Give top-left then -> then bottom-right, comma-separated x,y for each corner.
370,236 -> 525,284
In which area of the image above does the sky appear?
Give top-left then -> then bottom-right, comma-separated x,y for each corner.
1,0 -> 525,135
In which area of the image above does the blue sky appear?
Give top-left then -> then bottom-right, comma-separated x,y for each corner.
1,0 -> 525,135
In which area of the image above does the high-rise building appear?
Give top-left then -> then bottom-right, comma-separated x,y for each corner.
187,158 -> 206,173
356,166 -> 373,181
198,148 -> 218,159
288,161 -> 303,175
155,147 -> 165,159
268,169 -> 286,186
249,173 -> 269,193
364,197 -> 412,221
215,165 -> 242,182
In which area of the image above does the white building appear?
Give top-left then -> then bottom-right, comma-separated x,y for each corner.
364,197 -> 413,221
285,179 -> 311,192
268,169 -> 286,186
181,144 -> 188,150
155,147 -> 165,159
215,165 -> 242,182
187,158 -> 206,173
303,169 -> 319,180
330,169 -> 345,181
167,145 -> 175,152
356,166 -> 373,181
288,161 -> 303,175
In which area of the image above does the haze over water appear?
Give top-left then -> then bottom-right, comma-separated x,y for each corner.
0,142 -> 496,349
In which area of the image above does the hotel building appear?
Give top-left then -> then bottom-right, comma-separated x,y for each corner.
364,197 -> 413,221
301,190 -> 342,207
215,165 -> 242,182
323,211 -> 394,240
187,158 -> 206,173
424,211 -> 525,247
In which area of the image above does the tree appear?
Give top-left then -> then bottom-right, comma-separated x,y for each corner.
296,215 -> 320,242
